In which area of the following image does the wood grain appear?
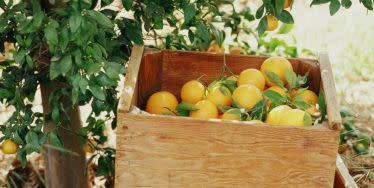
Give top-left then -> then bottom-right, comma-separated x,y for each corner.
118,45 -> 144,113
318,53 -> 342,130
334,155 -> 358,188
115,113 -> 340,188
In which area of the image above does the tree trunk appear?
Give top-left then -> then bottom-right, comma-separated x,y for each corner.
40,82 -> 88,188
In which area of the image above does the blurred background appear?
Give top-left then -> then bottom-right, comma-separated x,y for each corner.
1,0 -> 373,187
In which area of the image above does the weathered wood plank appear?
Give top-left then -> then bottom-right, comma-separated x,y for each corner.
118,45 -> 145,113
115,113 -> 340,188
318,53 -> 342,130
334,155 -> 358,188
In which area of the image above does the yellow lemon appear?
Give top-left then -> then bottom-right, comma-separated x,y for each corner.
260,57 -> 293,87
279,109 -> 310,126
265,105 -> 292,125
306,105 -> 321,117
284,0 -> 292,8
266,15 -> 279,31
237,68 -> 266,90
230,47 -> 245,55
181,80 -> 206,104
248,120 -> 263,124
1,139 -> 18,154
190,100 -> 219,119
221,108 -> 242,120
232,84 -> 263,109
293,89 -> 318,105
83,139 -> 97,153
207,43 -> 225,53
207,86 -> 232,107
146,91 -> 178,115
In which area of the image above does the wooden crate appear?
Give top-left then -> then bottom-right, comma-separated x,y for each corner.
115,45 -> 342,187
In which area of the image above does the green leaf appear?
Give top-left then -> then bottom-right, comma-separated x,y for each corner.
285,68 -> 298,89
86,62 -> 101,75
361,0 -> 373,10
303,113 -> 313,126
122,0 -> 133,11
318,91 -> 327,122
249,99 -> 267,121
255,5 -> 265,19
188,29 -> 195,42
228,109 -> 242,115
341,0 -> 352,8
257,16 -> 267,36
218,105 -> 233,113
26,55 -> 33,68
310,0 -> 330,6
196,22 -> 210,42
104,62 -> 125,80
329,0 -> 341,15
79,77 -> 89,94
279,10 -> 294,24
44,27 -> 58,46
60,55 -> 72,75
292,101 -> 311,110
275,0 -> 285,17
340,107 -> 354,118
218,86 -> 228,96
263,90 -> 286,103
90,85 -> 106,101
210,24 -> 224,47
176,102 -> 199,111
52,105 -> 60,122
277,24 -> 294,34
50,61 -> 60,80
72,88 -> 78,105
49,131 -> 64,148
0,88 -> 13,99
184,3 -> 196,24
265,71 -> 284,87
69,14 -> 82,33
87,10 -> 113,28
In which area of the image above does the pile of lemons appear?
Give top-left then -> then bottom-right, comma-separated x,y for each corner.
146,56 -> 320,127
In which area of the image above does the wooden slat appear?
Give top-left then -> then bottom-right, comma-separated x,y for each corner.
118,45 -> 144,113
334,155 -> 358,188
115,113 -> 340,188
318,53 -> 342,130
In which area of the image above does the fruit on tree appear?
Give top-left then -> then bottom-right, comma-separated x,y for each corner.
189,100 -> 219,119
265,105 -> 292,125
221,108 -> 242,120
279,109 -> 310,126
260,57 -> 293,86
230,47 -> 245,55
284,0 -> 292,8
181,80 -> 206,104
293,89 -> 318,104
1,139 -> 18,154
266,15 -> 279,31
146,91 -> 178,115
207,86 -> 232,106
232,84 -> 263,109
237,68 -> 266,90
83,139 -> 97,153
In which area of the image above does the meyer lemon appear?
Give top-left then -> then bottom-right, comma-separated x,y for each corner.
306,105 -> 321,117
207,86 -> 232,107
181,80 -> 206,104
237,68 -> 266,90
83,139 -> 97,153
232,84 -> 263,109
265,105 -> 292,125
293,89 -> 318,104
284,0 -> 292,8
278,109 -> 309,126
260,57 -> 293,87
207,43 -> 225,53
266,15 -> 278,31
248,120 -> 263,124
190,100 -> 218,119
1,139 -> 18,154
221,108 -> 242,120
146,91 -> 178,115
230,47 -> 245,55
